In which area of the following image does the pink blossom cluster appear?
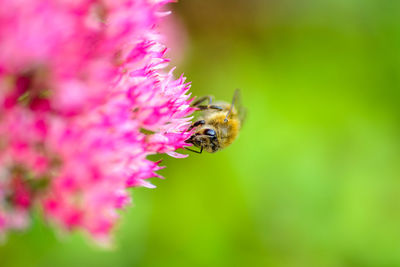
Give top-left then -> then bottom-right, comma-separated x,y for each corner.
0,0 -> 193,243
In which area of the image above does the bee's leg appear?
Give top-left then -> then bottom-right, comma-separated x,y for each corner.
196,105 -> 223,111
188,120 -> 205,131
191,96 -> 223,111
191,96 -> 213,107
185,146 -> 203,154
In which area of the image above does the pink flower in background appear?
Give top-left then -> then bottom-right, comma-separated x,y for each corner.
0,0 -> 193,244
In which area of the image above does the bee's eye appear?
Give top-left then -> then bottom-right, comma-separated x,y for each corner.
204,129 -> 216,136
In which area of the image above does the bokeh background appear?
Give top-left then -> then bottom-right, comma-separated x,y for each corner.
1,0 -> 400,266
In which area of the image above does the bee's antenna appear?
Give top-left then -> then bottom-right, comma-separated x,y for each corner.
224,89 -> 239,122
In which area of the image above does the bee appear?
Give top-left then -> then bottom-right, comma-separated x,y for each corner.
185,89 -> 245,153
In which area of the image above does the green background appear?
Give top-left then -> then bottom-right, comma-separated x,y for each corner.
1,0 -> 400,266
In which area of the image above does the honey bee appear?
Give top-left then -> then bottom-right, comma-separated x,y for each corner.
185,89 -> 245,153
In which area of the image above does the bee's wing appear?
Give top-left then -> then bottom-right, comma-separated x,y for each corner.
224,89 -> 239,121
231,89 -> 247,126
238,106 -> 247,127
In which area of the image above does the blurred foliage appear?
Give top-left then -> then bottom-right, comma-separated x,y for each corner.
1,0 -> 400,266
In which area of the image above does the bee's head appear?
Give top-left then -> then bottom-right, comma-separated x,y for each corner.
185,128 -> 219,153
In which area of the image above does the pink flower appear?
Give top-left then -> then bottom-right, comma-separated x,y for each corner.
0,0 -> 193,244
